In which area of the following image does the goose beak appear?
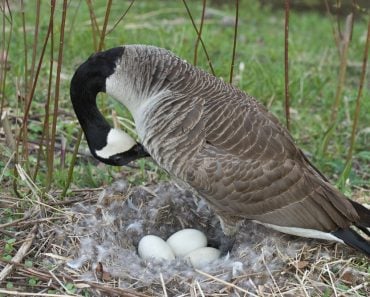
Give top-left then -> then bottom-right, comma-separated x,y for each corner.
94,128 -> 149,166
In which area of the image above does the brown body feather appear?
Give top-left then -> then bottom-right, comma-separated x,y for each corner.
125,46 -> 359,236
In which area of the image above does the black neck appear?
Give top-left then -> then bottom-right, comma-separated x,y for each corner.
70,48 -> 125,152
70,74 -> 110,153
70,47 -> 150,166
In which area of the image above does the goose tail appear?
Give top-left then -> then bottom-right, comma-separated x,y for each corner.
332,228 -> 370,257
332,200 -> 370,257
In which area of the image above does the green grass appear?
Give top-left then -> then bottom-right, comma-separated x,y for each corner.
1,1 -> 370,194
1,1 -> 370,199
1,1 -> 369,195
0,2 -> 369,295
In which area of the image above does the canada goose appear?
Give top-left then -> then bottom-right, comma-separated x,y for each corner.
70,45 -> 370,256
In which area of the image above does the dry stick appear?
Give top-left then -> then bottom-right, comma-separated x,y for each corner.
47,0 -> 68,191
28,0 -> 40,89
322,13 -> 353,154
193,0 -> 206,66
344,20 -> 369,166
20,0 -> 28,97
0,225 -> 37,282
76,281 -> 151,297
1,111 -> 15,149
61,130 -> 83,198
0,151 -> 14,183
159,273 -> 168,297
63,1 -> 113,196
325,264 -> 338,297
0,260 -> 151,297
0,290 -> 76,297
86,0 -> 101,51
98,0 -> 112,51
49,270 -> 75,295
33,2 -> 55,182
284,0 -> 290,131
182,0 -> 215,76
15,0 -> 56,196
49,194 -> 97,206
292,272 -> 310,297
0,216 -> 61,229
341,282 -> 368,295
195,269 -> 258,296
0,214 -> 30,229
0,0 -> 12,115
229,0 -> 239,84
22,0 -> 41,165
107,0 -> 136,35
261,250 -> 283,297
196,281 -> 206,297
335,0 -> 344,56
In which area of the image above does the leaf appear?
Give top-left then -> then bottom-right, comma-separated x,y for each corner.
6,282 -> 13,289
340,269 -> 355,284
296,260 -> 309,269
6,238 -> 16,244
28,277 -> 38,286
25,260 -> 33,267
95,262 -> 112,281
65,282 -> 76,294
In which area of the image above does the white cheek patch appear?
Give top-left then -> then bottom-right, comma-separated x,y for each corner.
253,221 -> 344,244
95,128 -> 137,159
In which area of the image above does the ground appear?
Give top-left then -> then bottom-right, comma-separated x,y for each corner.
0,1 -> 369,296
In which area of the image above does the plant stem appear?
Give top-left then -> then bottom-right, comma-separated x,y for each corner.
340,19 -> 369,181
322,13 -> 353,154
183,0 -> 215,76
62,130 -> 83,198
46,0 -> 68,191
193,0 -> 206,66
98,0 -> 112,51
107,0 -> 135,35
284,0 -> 290,131
229,0 -> 239,84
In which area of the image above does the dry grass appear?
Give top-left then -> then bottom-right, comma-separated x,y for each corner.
1,180 -> 369,296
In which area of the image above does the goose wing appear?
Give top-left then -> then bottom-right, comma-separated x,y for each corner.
183,95 -> 359,232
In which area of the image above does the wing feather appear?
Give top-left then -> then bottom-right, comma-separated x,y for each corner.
181,96 -> 359,232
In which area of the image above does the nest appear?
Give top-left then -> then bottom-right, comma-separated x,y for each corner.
1,180 -> 369,296
51,181 -> 369,296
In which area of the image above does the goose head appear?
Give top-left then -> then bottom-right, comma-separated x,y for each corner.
70,46 -> 148,166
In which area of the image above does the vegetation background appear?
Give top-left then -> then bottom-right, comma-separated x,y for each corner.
0,0 -> 369,296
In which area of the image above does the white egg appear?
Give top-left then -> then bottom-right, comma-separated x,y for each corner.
185,247 -> 221,268
166,229 -> 207,257
138,235 -> 175,261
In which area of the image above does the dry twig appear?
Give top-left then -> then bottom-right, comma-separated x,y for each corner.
0,289 -> 77,297
195,269 -> 258,296
0,224 -> 37,282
